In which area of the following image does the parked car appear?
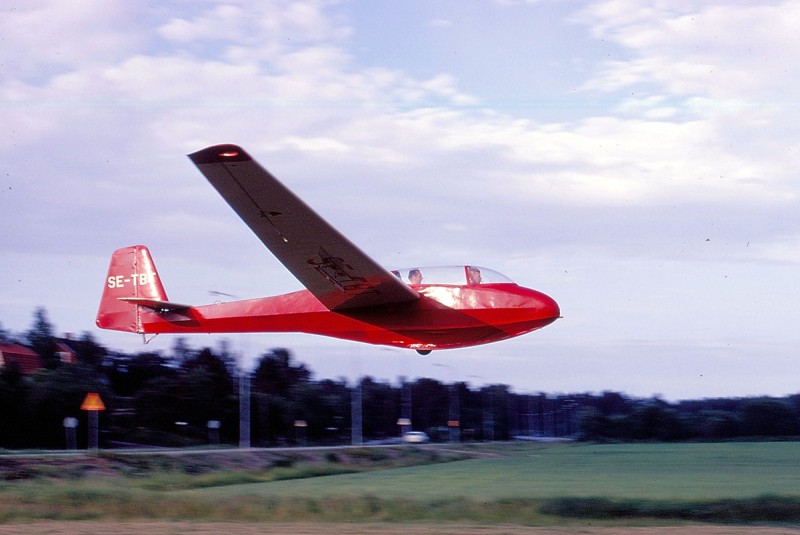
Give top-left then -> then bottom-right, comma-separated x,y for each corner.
402,431 -> 430,444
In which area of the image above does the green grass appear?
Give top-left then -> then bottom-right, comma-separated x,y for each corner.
3,441 -> 800,524
192,442 -> 800,502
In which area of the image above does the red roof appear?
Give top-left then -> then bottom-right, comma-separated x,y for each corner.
0,343 -> 42,374
55,341 -> 77,364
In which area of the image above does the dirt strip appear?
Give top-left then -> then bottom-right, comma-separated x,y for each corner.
1,523 -> 799,535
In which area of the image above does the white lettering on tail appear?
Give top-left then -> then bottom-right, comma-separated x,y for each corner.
107,273 -> 157,289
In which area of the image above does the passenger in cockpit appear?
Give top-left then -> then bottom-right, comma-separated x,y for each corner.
467,266 -> 482,285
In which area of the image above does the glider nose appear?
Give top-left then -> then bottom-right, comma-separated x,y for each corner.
507,287 -> 560,335
539,291 -> 560,320
518,287 -> 560,327
529,292 -> 559,332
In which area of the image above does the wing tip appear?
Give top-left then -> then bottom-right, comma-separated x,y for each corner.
188,144 -> 252,165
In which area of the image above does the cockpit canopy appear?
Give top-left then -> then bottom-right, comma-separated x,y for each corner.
391,266 -> 513,286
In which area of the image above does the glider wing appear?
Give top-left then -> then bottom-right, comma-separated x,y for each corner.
188,144 -> 420,311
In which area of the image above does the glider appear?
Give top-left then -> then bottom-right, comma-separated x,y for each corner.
97,144 -> 560,354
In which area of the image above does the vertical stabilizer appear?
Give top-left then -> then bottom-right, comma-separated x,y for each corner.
96,245 -> 168,332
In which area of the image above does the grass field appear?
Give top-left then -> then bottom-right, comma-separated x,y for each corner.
2,441 -> 800,526
196,441 -> 800,502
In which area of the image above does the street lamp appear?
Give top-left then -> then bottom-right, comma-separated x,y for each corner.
294,420 -> 308,446
435,363 -> 460,443
469,375 -> 493,442
397,417 -> 411,438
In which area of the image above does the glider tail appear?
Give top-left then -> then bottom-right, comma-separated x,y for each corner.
96,245 -> 168,333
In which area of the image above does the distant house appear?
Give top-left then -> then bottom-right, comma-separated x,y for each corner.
0,343 -> 41,374
0,338 -> 77,374
55,340 -> 77,365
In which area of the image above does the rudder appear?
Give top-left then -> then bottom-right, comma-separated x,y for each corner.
96,245 -> 168,333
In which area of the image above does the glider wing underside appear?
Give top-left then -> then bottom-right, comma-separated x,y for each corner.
188,144 -> 420,311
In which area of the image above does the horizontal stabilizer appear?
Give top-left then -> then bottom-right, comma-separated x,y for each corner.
120,297 -> 192,314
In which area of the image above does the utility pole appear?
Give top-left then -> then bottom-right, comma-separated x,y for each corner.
399,376 -> 412,435
351,379 -> 363,445
449,382 -> 461,443
483,387 -> 494,441
437,364 -> 461,443
239,371 -> 251,448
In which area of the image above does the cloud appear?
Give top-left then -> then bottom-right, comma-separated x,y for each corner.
577,1 -> 800,100
427,19 -> 453,28
5,1 -> 792,217
0,0 -> 143,78
2,0 -> 795,273
156,0 -> 350,61
2,1 -> 800,398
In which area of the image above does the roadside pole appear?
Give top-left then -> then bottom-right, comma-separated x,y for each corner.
239,371 -> 251,448
63,417 -> 78,450
80,393 -> 106,450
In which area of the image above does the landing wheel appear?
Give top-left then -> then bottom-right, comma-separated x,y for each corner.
416,349 -> 432,356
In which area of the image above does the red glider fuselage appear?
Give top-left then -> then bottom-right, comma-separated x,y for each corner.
133,282 -> 556,352
97,246 -> 559,352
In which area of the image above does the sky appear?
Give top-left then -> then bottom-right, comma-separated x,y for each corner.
2,0 -> 800,401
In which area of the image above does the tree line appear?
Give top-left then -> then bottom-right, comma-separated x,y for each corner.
1,308 -> 799,449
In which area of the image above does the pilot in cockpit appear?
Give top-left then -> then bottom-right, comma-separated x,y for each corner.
467,266 -> 482,285
408,269 -> 423,285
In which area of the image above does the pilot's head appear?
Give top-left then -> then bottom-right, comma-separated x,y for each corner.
467,266 -> 482,284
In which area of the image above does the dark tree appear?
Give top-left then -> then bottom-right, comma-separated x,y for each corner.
410,378 -> 448,432
68,332 -> 107,367
252,348 -> 312,397
171,337 -> 194,364
578,407 -> 612,440
26,364 -> 108,448
132,374 -> 185,442
360,376 -> 399,439
627,403 -> 689,441
250,348 -> 313,444
741,399 -> 798,437
0,365 -> 31,448
26,307 -> 59,368
696,410 -> 740,439
178,347 -> 238,440
594,391 -> 631,415
294,379 -> 350,444
107,352 -> 176,397
0,321 -> 13,343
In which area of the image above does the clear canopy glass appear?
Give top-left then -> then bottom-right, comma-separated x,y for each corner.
390,266 -> 513,286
